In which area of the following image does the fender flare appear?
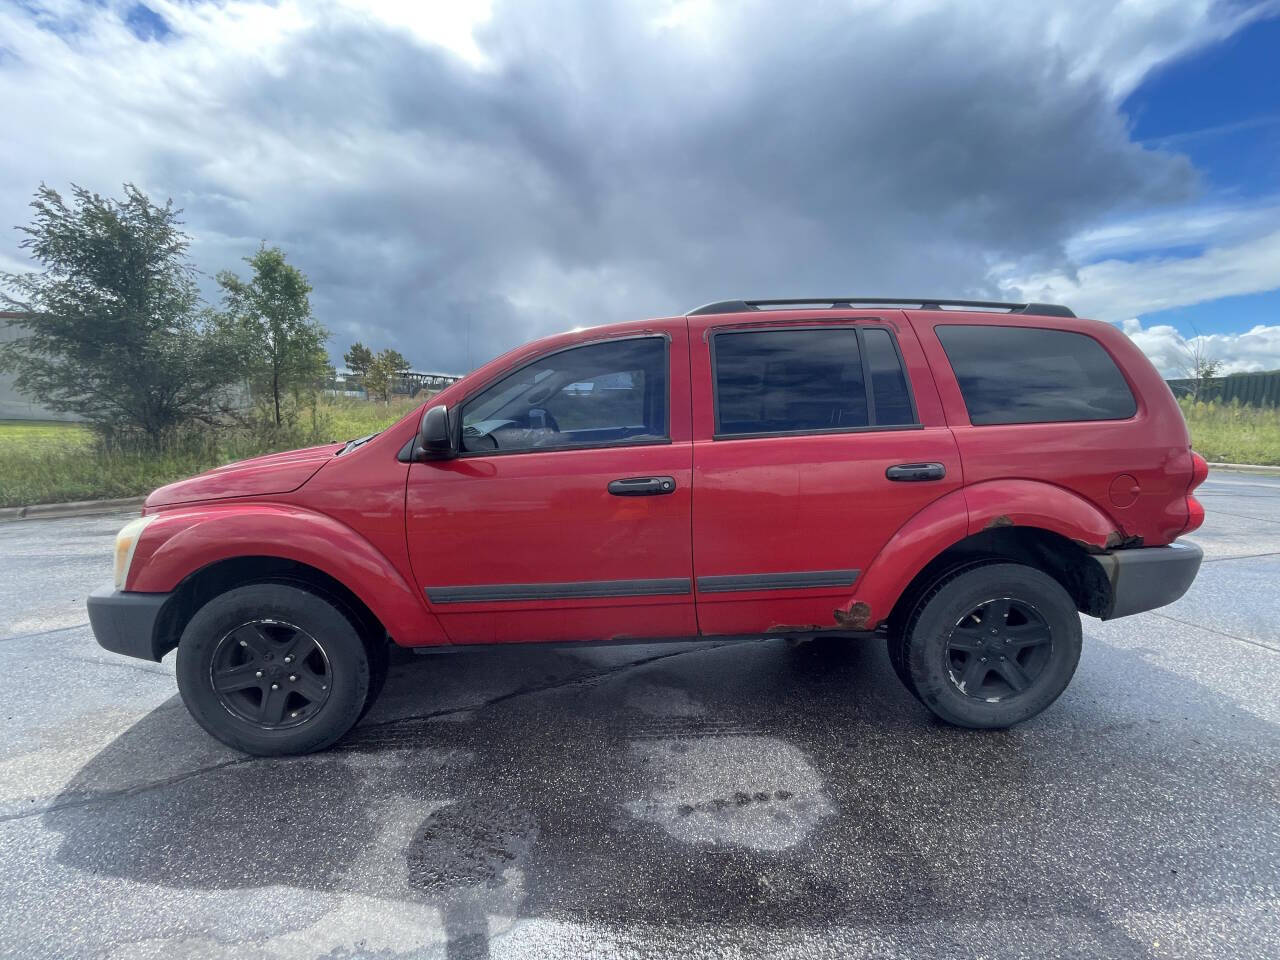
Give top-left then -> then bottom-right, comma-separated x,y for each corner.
837,480 -> 1119,630
128,503 -> 446,645
961,478 -> 1121,548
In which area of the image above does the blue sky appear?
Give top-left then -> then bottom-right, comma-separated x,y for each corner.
1,0 -> 1278,376
1123,14 -> 1280,337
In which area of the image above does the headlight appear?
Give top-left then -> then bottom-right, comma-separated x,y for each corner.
113,515 -> 157,591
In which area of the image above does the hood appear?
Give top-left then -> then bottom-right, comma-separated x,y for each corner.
145,443 -> 341,508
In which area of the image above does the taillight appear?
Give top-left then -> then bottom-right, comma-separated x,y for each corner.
1189,451 -> 1209,491
1183,451 -> 1209,535
1184,495 -> 1205,534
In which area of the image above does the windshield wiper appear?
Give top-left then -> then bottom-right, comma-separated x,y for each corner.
336,433 -> 378,456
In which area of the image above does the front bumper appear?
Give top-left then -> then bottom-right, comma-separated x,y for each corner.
87,586 -> 171,662
1093,540 -> 1203,620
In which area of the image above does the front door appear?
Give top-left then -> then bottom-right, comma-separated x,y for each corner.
405,325 -> 696,644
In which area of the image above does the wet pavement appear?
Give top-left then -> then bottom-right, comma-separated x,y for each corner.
0,469 -> 1277,959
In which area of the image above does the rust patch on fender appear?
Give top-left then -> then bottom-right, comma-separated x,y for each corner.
1104,530 -> 1144,550
834,602 -> 873,630
985,514 -> 1014,529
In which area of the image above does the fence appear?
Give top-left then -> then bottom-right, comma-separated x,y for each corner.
326,369 -> 464,399
1166,371 -> 1280,407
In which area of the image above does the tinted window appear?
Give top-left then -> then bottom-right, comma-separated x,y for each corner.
863,328 -> 915,426
461,337 -> 667,453
936,325 -> 1136,425
714,328 -> 869,435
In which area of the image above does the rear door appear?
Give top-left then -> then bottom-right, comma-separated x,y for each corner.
689,312 -> 962,635
405,322 -> 697,644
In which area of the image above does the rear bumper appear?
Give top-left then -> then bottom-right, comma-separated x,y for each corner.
1093,541 -> 1203,620
87,585 -> 171,662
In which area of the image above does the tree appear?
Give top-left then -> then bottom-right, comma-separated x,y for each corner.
215,245 -> 329,427
343,341 -> 374,383
0,184 -> 244,441
1177,329 -> 1223,402
364,348 -> 411,403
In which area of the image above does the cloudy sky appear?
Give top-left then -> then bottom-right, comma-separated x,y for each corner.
2,0 -> 1278,376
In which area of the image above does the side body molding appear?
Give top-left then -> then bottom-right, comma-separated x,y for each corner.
127,503 -> 447,645
837,480 -> 1121,630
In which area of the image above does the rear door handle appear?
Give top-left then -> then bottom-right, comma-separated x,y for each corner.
886,462 -> 946,482
608,476 -> 676,496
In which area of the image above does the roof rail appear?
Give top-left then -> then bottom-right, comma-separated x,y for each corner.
685,298 -> 1076,318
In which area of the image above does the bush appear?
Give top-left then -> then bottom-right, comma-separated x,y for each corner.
1178,398 -> 1280,466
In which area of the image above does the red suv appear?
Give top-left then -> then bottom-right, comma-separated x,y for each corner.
88,298 -> 1206,755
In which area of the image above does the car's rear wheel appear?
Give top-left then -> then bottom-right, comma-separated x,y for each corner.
890,563 -> 1082,728
176,583 -> 371,755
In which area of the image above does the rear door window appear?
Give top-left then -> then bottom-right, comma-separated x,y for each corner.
711,326 -> 917,437
935,325 -> 1136,425
863,327 -> 915,427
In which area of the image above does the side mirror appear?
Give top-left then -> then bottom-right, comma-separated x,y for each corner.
416,404 -> 457,461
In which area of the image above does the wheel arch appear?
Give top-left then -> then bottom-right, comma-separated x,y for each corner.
882,526 -> 1112,637
839,480 -> 1117,630
130,503 -> 447,654
153,556 -> 390,662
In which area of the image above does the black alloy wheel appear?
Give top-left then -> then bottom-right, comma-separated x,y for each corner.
177,582 -> 374,755
210,619 -> 332,728
944,597 -> 1054,702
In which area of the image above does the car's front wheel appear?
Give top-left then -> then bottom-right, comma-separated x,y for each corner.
890,563 -> 1083,729
176,583 -> 371,755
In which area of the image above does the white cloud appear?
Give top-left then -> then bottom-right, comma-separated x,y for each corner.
997,223 -> 1280,324
1122,318 -> 1280,377
1063,199 -> 1280,263
0,0 -> 1275,370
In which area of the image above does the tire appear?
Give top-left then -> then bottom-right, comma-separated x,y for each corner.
886,559 -> 992,704
885,625 -> 920,702
176,583 -> 371,755
360,632 -> 390,721
899,563 -> 1082,729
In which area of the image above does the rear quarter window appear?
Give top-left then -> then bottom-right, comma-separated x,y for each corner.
935,325 -> 1137,426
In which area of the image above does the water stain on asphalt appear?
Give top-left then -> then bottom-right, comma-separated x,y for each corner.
624,735 -> 833,851
37,635 -> 1280,959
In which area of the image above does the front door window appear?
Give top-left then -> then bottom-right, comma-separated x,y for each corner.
460,336 -> 668,454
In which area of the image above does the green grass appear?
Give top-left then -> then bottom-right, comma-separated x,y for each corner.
1179,398 -> 1280,466
0,398 -> 420,507
3,395 -> 1276,507
0,419 -> 93,448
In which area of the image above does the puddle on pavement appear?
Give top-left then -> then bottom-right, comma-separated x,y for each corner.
624,735 -> 832,851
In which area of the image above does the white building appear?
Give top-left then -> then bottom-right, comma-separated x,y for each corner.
0,312 -> 82,421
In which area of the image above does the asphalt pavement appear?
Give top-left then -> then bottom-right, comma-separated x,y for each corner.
0,470 -> 1276,959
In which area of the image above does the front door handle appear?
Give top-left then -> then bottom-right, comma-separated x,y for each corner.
886,462 -> 946,482
608,476 -> 676,496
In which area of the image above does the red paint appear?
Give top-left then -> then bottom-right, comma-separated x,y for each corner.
146,444 -> 336,507
127,305 -> 1203,644
405,319 -> 695,643
686,310 -> 963,634
962,479 -> 1118,547
1109,474 -> 1140,508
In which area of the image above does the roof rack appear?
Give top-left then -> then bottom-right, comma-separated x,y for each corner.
685,298 -> 1076,318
